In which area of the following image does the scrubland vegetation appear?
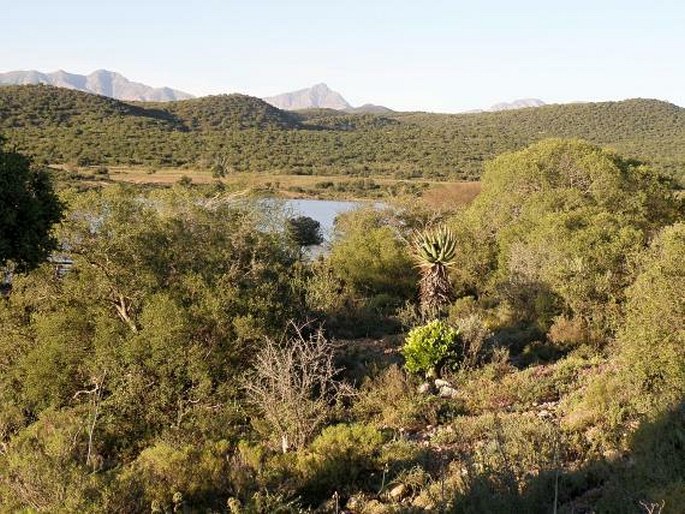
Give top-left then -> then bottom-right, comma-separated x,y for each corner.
0,91 -> 683,513
1,85 -> 685,187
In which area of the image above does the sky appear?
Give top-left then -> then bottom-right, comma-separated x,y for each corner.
3,0 -> 684,112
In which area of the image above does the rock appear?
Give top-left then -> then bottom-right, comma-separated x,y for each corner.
434,378 -> 452,388
389,484 -> 408,500
537,409 -> 553,418
438,385 -> 459,399
346,495 -> 363,511
418,382 -> 433,394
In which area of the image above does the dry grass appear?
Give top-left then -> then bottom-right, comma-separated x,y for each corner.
421,182 -> 482,209
61,164 -> 482,202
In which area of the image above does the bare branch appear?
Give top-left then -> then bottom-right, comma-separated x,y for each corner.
243,323 -> 345,452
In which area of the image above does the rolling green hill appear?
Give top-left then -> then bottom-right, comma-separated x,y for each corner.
0,85 -> 683,183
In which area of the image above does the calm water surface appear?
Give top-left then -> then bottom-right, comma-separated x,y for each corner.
282,199 -> 362,240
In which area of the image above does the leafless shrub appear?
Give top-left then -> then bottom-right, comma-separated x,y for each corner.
639,500 -> 665,514
243,324 -> 345,452
454,314 -> 492,370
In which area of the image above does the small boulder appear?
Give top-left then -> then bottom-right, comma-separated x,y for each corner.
438,385 -> 459,399
434,378 -> 452,389
389,484 -> 408,501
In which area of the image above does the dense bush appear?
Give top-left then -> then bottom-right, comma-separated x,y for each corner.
0,137 -> 63,271
329,207 -> 416,299
3,85 -> 685,184
0,186 -> 308,510
0,139 -> 682,512
617,222 -> 685,414
451,139 -> 680,333
297,423 -> 382,503
402,320 -> 460,377
285,215 -> 323,246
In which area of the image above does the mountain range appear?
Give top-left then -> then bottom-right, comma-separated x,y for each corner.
489,98 -> 546,111
0,68 -> 551,113
0,69 -> 194,102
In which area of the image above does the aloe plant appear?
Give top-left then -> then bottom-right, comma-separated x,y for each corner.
412,226 -> 457,317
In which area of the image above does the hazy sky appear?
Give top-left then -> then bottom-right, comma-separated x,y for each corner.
3,0 -> 684,111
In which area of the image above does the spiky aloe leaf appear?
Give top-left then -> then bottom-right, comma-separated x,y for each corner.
411,226 -> 458,318
412,226 -> 457,268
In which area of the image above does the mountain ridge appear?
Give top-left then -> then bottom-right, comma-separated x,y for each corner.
489,98 -> 546,111
263,83 -> 352,111
0,69 -> 194,102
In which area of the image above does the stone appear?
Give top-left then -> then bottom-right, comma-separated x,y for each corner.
346,495 -> 363,511
438,385 -> 459,399
418,382 -> 433,394
434,378 -> 452,388
389,484 -> 408,500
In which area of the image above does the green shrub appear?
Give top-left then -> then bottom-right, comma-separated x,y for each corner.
286,216 -> 323,247
329,208 -> 416,299
177,174 -> 192,186
111,440 -> 231,511
0,407 -> 100,512
353,364 -> 425,430
402,320 -> 459,377
298,423 -> 382,503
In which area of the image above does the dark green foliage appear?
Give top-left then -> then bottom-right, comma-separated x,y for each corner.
286,215 -> 323,246
0,137 -> 63,271
2,85 -> 685,183
148,93 -> 301,131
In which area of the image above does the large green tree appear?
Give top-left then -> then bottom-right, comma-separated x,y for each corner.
0,137 -> 63,272
451,139 -> 681,332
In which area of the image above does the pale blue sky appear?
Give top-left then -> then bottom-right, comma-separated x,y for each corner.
3,0 -> 684,111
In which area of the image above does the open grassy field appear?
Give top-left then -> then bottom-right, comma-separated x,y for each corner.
61,164 -> 482,204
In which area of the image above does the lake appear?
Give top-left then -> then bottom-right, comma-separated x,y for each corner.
281,199 -> 362,241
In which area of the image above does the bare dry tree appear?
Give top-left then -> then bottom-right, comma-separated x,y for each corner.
243,323 -> 345,453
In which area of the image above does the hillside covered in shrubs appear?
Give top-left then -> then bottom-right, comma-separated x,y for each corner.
0,139 -> 683,513
1,85 -> 685,184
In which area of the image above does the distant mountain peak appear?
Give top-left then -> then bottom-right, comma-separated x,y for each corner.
0,69 -> 193,102
489,98 -> 546,111
263,83 -> 352,111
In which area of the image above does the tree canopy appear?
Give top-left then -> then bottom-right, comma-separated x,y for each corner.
451,138 -> 681,333
0,137 -> 63,271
